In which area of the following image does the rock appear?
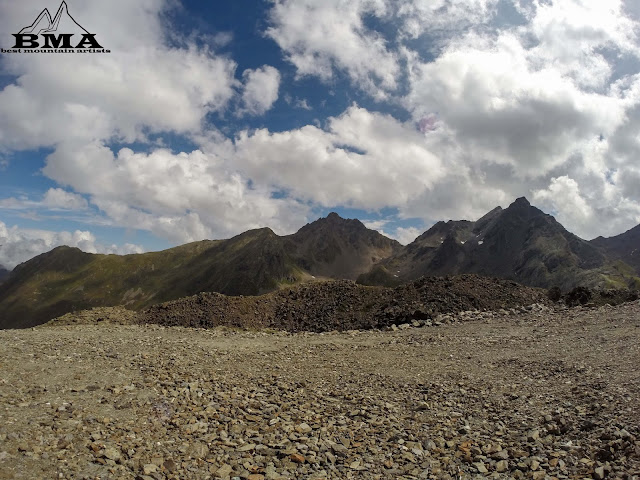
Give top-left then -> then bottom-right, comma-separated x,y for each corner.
188,442 -> 209,459
216,464 -> 233,478
493,449 -> 509,460
290,453 -> 305,463
594,466 -> 606,479
474,462 -> 488,473
103,447 -> 121,462
496,460 -> 509,472
143,464 -> 157,475
295,423 -> 312,434
163,459 -> 177,472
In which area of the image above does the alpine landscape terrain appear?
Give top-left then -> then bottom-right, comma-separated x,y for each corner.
1,198 -> 639,479
1,1 -> 640,479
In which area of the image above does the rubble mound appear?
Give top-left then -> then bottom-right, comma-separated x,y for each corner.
138,274 -> 551,332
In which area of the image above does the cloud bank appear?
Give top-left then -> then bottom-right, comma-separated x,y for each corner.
1,0 -> 639,269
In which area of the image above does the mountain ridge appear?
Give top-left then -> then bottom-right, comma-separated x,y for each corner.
1,201 -> 639,329
0,213 -> 398,328
357,198 -> 638,290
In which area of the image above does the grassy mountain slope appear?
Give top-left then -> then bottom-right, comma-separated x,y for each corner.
591,225 -> 640,275
0,214 -> 399,328
0,230 -> 307,329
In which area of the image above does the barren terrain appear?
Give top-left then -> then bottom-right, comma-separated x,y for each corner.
1,302 -> 639,479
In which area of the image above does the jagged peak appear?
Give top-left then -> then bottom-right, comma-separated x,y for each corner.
303,212 -> 366,230
512,196 -> 531,207
245,227 -> 276,236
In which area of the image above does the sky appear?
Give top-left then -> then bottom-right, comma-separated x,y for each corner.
1,0 -> 640,269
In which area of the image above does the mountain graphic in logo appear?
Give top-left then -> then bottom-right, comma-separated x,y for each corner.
19,1 -> 90,36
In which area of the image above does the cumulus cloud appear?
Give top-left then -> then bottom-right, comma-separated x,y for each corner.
0,220 -> 143,269
0,0 -> 237,150
233,105 -> 445,208
533,175 -> 640,240
403,32 -> 626,177
2,0 -> 640,253
0,188 -> 88,211
390,226 -> 422,245
266,0 -> 399,98
42,189 -> 89,210
43,142 -> 311,244
239,66 -> 281,116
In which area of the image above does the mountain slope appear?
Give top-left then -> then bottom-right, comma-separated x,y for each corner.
591,224 -> 640,276
0,268 -> 9,285
359,198 -> 636,290
0,230 -> 303,329
285,212 -> 402,280
0,214 -> 398,329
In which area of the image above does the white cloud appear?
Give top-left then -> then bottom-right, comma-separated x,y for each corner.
0,188 -> 88,211
42,142 -> 311,244
404,31 -> 627,177
532,176 -> 593,226
533,175 -> 640,239
296,98 -> 312,110
266,0 -> 399,98
240,65 -> 281,116
396,0 -> 500,40
390,226 -> 422,245
233,105 -> 445,208
0,0 -> 238,150
42,188 -> 89,210
0,220 -> 143,269
526,0 -> 639,89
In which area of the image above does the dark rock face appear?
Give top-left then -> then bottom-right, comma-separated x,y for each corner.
359,197 -> 620,290
0,268 -> 9,284
285,212 -> 402,280
591,224 -> 640,273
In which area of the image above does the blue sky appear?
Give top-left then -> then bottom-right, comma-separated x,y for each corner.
1,0 -> 640,269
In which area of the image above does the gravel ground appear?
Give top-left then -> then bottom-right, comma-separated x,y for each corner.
1,302 -> 639,480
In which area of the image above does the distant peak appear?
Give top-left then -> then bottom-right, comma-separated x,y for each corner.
327,212 -> 342,220
513,197 -> 531,206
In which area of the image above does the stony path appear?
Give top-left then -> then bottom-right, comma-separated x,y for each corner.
0,303 -> 639,479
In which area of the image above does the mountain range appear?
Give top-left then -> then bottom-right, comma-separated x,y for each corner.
358,197 -> 632,290
0,197 -> 638,329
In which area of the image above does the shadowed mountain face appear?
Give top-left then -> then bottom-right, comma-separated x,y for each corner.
358,198 -> 637,290
0,214 -> 399,329
591,225 -> 640,273
285,213 -> 403,280
0,268 -> 9,285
